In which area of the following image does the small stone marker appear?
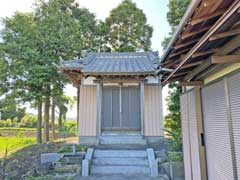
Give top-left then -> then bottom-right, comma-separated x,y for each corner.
40,153 -> 61,164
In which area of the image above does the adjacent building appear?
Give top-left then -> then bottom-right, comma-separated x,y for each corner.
161,0 -> 240,179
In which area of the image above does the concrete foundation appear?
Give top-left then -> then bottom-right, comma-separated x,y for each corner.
144,136 -> 164,143
79,136 -> 99,145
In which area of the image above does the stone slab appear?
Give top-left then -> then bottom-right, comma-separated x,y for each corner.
147,148 -> 158,177
40,153 -> 61,164
94,150 -> 147,158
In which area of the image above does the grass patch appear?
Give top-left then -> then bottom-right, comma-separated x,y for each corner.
0,142 -> 67,179
0,127 -> 36,131
58,144 -> 86,153
0,136 -> 36,158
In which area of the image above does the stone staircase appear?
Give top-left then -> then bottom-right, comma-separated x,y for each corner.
99,134 -> 147,145
90,150 -> 150,175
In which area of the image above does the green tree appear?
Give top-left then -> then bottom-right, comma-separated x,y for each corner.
163,0 -> 190,151
0,97 -> 26,120
104,0 -> 153,52
0,0 -> 98,143
164,83 -> 182,151
33,0 -> 97,141
1,12 -> 45,143
54,94 -> 75,128
162,0 -> 190,49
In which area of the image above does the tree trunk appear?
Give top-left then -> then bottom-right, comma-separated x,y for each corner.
44,96 -> 50,142
51,99 -> 55,140
37,100 -> 42,144
58,108 -> 62,128
77,85 -> 80,129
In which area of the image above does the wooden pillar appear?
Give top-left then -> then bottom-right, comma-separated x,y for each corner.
224,78 -> 238,180
140,81 -> 145,136
96,82 -> 103,136
194,87 -> 207,180
119,83 -> 122,128
77,84 -> 80,130
77,83 -> 81,137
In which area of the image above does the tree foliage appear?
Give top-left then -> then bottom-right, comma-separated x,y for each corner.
0,97 -> 26,120
104,0 -> 153,52
163,0 -> 190,151
162,0 -> 190,49
164,83 -> 182,133
0,0 -> 98,142
0,0 -> 153,142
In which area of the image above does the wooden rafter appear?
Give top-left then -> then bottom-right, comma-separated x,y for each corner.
192,48 -> 219,58
181,26 -> 211,40
179,60 -> 205,70
209,28 -> 240,41
174,38 -> 200,50
211,55 -> 240,64
63,70 -> 82,85
169,48 -> 191,58
179,81 -> 203,86
184,35 -> 240,81
163,1 -> 240,84
190,10 -> 225,26
172,71 -> 188,78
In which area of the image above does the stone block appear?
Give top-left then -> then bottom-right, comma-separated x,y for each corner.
40,153 -> 61,164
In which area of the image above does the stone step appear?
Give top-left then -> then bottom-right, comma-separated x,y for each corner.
92,157 -> 149,166
91,165 -> 150,175
94,150 -> 147,158
100,135 -> 146,145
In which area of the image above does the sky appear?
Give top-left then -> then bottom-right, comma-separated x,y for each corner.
0,0 -> 171,118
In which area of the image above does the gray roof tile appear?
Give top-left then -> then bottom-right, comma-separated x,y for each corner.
59,52 -> 160,74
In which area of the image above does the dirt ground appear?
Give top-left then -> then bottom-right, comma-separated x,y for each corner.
0,139 -> 82,180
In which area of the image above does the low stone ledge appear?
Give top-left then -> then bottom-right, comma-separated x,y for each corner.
40,153 -> 62,164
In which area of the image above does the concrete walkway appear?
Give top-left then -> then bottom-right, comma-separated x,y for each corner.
77,175 -> 167,180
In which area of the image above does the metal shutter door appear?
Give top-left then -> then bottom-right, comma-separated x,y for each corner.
112,88 -> 120,127
122,87 -> 141,129
180,93 -> 192,180
202,80 -> 234,180
102,88 -> 112,128
188,90 -> 202,180
228,72 -> 240,179
102,87 -> 120,129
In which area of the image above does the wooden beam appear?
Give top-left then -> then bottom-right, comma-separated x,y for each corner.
194,87 -> 207,180
180,60 -> 205,70
190,10 -> 225,26
163,1 -> 240,84
184,35 -> 240,81
179,81 -> 203,86
164,59 -> 180,68
98,77 -> 145,83
172,72 -> 188,78
192,48 -> 219,58
174,38 -> 200,50
209,28 -> 240,41
211,55 -> 240,64
181,26 -> 211,40
169,48 -> 191,58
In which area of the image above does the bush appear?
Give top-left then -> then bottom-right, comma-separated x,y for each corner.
59,121 -> 77,134
0,119 -> 13,127
167,152 -> 183,162
20,114 -> 37,128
